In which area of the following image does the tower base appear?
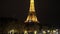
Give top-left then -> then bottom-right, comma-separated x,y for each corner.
24,22 -> 40,32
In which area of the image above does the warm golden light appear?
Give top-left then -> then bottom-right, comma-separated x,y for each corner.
34,30 -> 37,34
8,29 -> 15,34
47,30 -> 50,32
25,0 -> 39,23
25,15 -> 39,23
43,31 -> 46,34
53,30 -> 56,32
29,0 -> 35,12
24,30 -> 28,34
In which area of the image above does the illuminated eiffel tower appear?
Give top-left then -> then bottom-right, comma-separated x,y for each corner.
24,0 -> 39,33
25,0 -> 39,23
24,0 -> 40,34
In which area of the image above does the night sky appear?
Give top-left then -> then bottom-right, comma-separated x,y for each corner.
0,0 -> 57,25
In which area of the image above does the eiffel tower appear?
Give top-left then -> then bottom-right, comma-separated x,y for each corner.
25,0 -> 39,23
24,0 -> 40,33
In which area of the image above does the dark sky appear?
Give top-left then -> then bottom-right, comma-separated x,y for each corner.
0,0 -> 57,25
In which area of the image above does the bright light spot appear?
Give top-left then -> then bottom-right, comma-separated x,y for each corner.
53,30 -> 56,32
24,30 -> 28,34
8,29 -> 15,34
31,0 -> 34,2
34,30 -> 37,34
43,31 -> 46,34
47,30 -> 50,32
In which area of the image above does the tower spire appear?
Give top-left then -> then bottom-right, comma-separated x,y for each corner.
29,0 -> 35,12
25,0 -> 39,23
